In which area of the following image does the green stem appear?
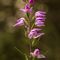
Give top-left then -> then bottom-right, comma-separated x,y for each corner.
14,47 -> 25,56
32,57 -> 35,60
25,55 -> 29,60
14,47 -> 29,60
29,39 -> 32,52
31,23 -> 35,29
29,39 -> 32,60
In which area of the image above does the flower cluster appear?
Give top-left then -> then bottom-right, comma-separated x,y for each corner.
13,0 -> 46,59
28,10 -> 46,39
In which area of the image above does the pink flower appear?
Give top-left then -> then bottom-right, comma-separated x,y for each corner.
13,18 -> 25,27
35,11 -> 46,17
20,4 -> 32,13
35,11 -> 46,27
36,17 -> 45,21
29,0 -> 34,4
30,49 -> 46,58
28,28 -> 44,39
35,20 -> 45,27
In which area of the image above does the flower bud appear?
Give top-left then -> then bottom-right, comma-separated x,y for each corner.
29,0 -> 34,4
20,4 -> 32,13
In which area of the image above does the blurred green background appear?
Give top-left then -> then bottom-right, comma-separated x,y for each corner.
0,0 -> 60,60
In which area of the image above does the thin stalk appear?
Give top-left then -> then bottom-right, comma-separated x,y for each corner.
29,39 -> 32,60
31,23 -> 35,29
14,47 -> 25,56
26,12 -> 33,60
25,54 -> 29,60
32,57 -> 35,60
14,47 -> 29,60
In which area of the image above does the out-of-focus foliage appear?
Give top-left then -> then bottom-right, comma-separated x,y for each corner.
0,0 -> 60,60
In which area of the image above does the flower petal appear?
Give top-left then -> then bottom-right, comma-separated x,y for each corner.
33,33 -> 45,39
35,20 -> 45,27
13,18 -> 25,27
20,9 -> 27,13
37,54 -> 46,58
